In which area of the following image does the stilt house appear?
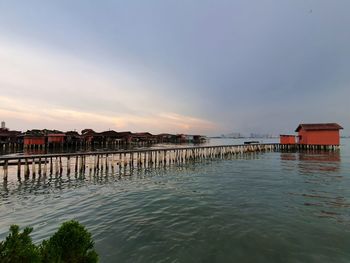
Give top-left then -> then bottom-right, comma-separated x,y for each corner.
295,123 -> 343,146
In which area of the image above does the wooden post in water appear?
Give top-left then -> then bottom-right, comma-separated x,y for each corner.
25,159 -> 29,178
3,160 -> 8,181
16,159 -> 21,180
32,158 -> 36,177
53,157 -> 57,176
67,156 -> 71,175
75,156 -> 79,174
38,158 -> 42,176
118,153 -> 122,171
143,152 -> 146,168
80,155 -> 84,174
50,158 -> 53,175
93,155 -> 97,173
99,154 -> 104,173
59,157 -> 63,176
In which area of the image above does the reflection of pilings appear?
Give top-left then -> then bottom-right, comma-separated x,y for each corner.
67,157 -> 71,175
0,143 -> 341,180
32,159 -> 36,177
44,158 -> 47,176
25,159 -> 29,178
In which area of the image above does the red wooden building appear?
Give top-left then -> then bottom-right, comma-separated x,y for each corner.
280,135 -> 296,145
47,134 -> 65,144
23,136 -> 46,146
295,123 -> 343,146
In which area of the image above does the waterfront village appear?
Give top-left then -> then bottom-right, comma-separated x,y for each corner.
0,121 -> 208,150
0,120 -> 345,151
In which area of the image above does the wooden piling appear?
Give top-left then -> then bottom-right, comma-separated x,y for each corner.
67,156 -> 71,175
17,159 -> 21,180
59,157 -> 63,175
25,159 -> 29,178
38,158 -> 42,176
50,158 -> 53,175
3,160 -> 8,181
32,158 -> 36,177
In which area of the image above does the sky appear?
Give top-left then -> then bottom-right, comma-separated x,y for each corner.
0,0 -> 349,136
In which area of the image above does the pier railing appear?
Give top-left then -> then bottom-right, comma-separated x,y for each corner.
0,143 -> 340,181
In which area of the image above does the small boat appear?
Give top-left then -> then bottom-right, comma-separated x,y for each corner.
244,141 -> 260,145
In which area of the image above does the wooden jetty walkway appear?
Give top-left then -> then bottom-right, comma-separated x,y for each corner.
0,143 -> 340,181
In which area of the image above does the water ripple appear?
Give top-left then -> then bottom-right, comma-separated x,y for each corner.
1,144 -> 350,262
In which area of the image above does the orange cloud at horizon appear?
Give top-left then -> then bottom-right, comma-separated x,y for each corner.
0,96 -> 217,135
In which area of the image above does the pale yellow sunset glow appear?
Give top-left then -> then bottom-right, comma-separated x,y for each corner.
0,40 -> 216,134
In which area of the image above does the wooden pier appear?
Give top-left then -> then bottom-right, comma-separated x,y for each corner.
0,143 -> 340,181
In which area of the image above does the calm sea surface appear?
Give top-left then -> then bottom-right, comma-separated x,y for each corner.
1,138 -> 350,262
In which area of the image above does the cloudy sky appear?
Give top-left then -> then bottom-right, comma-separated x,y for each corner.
0,0 -> 349,136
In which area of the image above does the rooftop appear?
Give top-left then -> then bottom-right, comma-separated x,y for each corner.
295,123 -> 343,132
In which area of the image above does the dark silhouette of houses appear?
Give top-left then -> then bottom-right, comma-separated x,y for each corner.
131,132 -> 155,143
0,127 -> 21,144
65,131 -> 82,144
81,129 -> 98,144
156,133 -> 177,143
116,131 -> 133,144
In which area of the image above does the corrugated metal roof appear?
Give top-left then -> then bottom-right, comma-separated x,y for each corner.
295,123 -> 343,132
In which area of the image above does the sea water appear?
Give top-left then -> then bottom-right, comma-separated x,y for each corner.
0,138 -> 349,262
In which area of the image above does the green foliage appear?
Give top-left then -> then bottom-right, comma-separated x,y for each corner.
0,225 -> 41,263
0,221 -> 98,263
40,220 -> 98,263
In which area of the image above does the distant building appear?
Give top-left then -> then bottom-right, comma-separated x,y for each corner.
0,128 -> 21,143
156,133 -> 176,143
23,130 -> 46,146
193,135 -> 208,143
1,121 -> 5,129
65,131 -> 82,144
116,131 -> 133,143
81,129 -> 97,143
23,136 -> 46,146
295,123 -> 343,146
132,132 -> 155,143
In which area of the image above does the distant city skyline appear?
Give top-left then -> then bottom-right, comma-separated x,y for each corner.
1,1 -> 349,136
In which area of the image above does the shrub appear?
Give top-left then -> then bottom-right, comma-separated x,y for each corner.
0,221 -> 98,263
0,225 -> 41,263
40,220 -> 98,263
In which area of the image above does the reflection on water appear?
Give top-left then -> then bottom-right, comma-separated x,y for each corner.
299,151 -> 341,173
281,150 -> 349,224
280,150 -> 341,173
0,152 -> 262,197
